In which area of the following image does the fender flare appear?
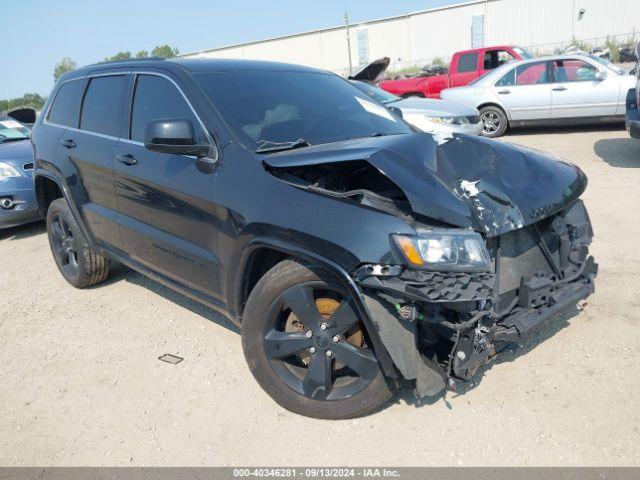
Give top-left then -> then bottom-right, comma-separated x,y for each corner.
34,170 -> 96,249
235,238 -> 398,378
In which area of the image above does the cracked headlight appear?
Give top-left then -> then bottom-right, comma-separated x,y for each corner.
0,162 -> 21,181
393,230 -> 491,271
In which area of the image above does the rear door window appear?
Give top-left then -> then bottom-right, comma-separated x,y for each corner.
47,79 -> 85,127
80,76 -> 127,137
129,75 -> 198,143
457,53 -> 478,73
515,62 -> 549,85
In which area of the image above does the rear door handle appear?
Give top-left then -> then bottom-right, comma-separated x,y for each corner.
497,89 -> 511,94
553,86 -> 568,91
60,138 -> 76,149
115,154 -> 137,166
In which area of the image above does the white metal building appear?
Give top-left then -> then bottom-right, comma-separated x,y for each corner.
182,0 -> 640,75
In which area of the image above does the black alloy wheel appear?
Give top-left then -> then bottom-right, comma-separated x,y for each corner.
49,211 -> 79,277
263,283 -> 379,401
46,198 -> 110,288
242,260 -> 394,419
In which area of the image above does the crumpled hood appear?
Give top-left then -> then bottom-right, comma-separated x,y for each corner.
263,133 -> 587,237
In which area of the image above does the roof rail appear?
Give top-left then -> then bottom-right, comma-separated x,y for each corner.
77,56 -> 166,70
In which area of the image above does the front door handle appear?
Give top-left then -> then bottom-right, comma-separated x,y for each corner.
115,154 -> 137,166
60,138 -> 76,149
497,89 -> 511,94
553,86 -> 568,91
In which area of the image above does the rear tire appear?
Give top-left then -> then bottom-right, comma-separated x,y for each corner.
46,198 -> 110,288
241,260 -> 394,419
479,105 -> 508,137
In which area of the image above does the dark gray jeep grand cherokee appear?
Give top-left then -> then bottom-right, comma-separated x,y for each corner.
31,58 -> 597,419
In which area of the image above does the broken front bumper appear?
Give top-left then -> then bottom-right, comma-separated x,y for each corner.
354,200 -> 597,398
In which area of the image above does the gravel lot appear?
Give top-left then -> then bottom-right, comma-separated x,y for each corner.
1,126 -> 639,466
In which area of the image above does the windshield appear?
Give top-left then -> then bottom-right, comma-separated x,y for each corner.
585,53 -> 625,75
513,47 -> 534,59
195,70 -> 410,151
350,80 -> 400,104
0,118 -> 30,142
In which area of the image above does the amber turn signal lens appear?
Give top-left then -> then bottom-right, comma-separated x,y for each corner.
395,236 -> 424,266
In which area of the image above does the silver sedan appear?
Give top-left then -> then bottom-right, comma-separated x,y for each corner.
440,52 -> 636,137
351,80 -> 483,136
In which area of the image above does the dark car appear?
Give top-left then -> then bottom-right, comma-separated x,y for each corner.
31,58 -> 597,419
0,115 -> 40,229
626,43 -> 640,139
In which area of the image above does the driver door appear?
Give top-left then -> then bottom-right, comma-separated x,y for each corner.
113,73 -> 224,300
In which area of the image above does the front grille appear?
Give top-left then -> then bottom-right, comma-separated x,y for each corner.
466,115 -> 481,124
489,221 -> 557,294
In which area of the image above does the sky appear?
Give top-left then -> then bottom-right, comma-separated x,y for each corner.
1,0 -> 464,99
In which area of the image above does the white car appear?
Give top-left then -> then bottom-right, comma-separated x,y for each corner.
440,52 -> 636,137
351,80 -> 483,136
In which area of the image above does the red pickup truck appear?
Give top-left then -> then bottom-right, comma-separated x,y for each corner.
379,45 -> 532,99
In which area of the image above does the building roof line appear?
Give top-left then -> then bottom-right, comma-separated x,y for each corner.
180,0 -> 495,57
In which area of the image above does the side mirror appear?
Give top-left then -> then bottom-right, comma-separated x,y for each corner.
387,106 -> 404,119
595,70 -> 607,81
144,118 -> 211,157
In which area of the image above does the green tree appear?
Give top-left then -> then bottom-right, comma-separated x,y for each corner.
54,57 -> 77,82
0,93 -> 46,113
151,45 -> 179,59
105,51 -> 132,61
135,50 -> 149,58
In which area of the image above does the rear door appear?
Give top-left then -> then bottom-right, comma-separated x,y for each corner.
549,58 -> 619,118
490,61 -> 552,120
113,72 -> 223,299
51,74 -> 128,249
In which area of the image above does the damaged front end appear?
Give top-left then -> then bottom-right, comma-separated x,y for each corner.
355,200 -> 597,396
263,133 -> 597,398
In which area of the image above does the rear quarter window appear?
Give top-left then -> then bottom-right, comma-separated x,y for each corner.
80,76 -> 127,137
47,79 -> 85,127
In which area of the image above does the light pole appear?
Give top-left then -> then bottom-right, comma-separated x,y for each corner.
344,11 -> 353,76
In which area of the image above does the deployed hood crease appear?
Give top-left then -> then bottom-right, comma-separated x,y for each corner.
263,134 -> 587,237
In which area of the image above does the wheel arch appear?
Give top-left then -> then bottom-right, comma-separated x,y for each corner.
34,172 -> 95,248
35,173 -> 63,217
477,102 -> 511,122
233,238 -> 397,378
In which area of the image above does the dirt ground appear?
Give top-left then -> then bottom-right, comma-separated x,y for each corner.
1,125 -> 639,466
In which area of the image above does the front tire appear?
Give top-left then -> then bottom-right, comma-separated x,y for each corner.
46,198 -> 110,288
479,105 -> 508,137
242,260 -> 394,419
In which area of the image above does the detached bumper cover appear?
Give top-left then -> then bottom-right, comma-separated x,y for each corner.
356,200 -> 597,397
